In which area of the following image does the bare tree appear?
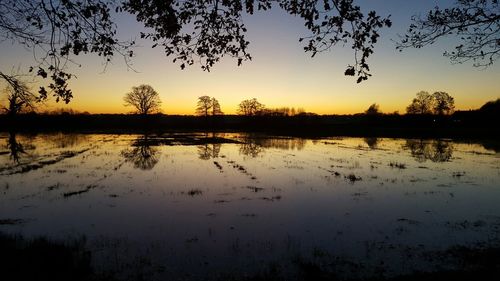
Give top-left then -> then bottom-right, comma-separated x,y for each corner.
406,91 -> 434,114
237,98 -> 265,116
398,0 -> 500,67
0,73 -> 37,115
432,91 -> 455,115
123,84 -> 162,115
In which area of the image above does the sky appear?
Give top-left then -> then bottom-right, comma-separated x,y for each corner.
0,0 -> 499,115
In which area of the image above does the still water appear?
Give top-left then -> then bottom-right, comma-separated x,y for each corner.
1,133 -> 499,280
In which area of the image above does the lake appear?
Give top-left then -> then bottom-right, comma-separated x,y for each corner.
1,132 -> 499,280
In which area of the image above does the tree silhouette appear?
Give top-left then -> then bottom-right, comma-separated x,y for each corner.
365,103 -> 381,115
211,97 -> 223,116
195,96 -> 223,116
196,96 -> 212,117
0,0 -> 133,103
123,0 -> 391,83
432,91 -> 455,115
406,91 -> 434,114
0,74 -> 37,116
398,0 -> 500,67
123,85 -> 162,115
406,91 -> 455,115
237,98 -> 265,116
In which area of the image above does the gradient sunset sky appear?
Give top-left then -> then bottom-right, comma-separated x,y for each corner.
1,0 -> 499,115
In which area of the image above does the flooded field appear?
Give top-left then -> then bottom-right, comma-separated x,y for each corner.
1,132 -> 500,280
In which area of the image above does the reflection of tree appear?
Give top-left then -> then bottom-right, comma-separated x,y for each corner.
405,139 -> 454,162
239,143 -> 264,158
4,132 -> 36,164
197,144 -> 221,160
364,137 -> 379,149
238,135 -> 307,157
121,135 -> 160,170
6,132 -> 26,163
44,133 -> 89,148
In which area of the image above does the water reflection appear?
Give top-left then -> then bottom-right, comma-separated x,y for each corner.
364,137 -> 379,149
1,133 -> 499,281
121,135 -> 160,170
42,133 -> 89,148
404,139 -> 453,162
238,135 -> 307,157
4,132 -> 36,163
197,143 -> 221,160
239,142 -> 265,158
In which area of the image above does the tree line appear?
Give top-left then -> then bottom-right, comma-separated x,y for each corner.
1,82 -> 494,117
122,86 -> 310,117
362,91 -> 457,116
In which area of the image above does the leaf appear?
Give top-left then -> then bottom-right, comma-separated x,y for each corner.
344,66 -> 355,76
37,68 -> 48,79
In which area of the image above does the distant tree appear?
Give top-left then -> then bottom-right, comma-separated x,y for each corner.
432,91 -> 455,115
398,0 -> 500,68
365,103 -> 381,115
211,97 -> 223,116
196,96 -> 223,116
406,91 -> 434,114
237,98 -> 265,116
196,96 -> 212,117
0,74 -> 37,116
123,84 -> 162,115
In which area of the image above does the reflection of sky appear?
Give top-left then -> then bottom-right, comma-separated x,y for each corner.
0,0 -> 499,114
1,133 -> 500,278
